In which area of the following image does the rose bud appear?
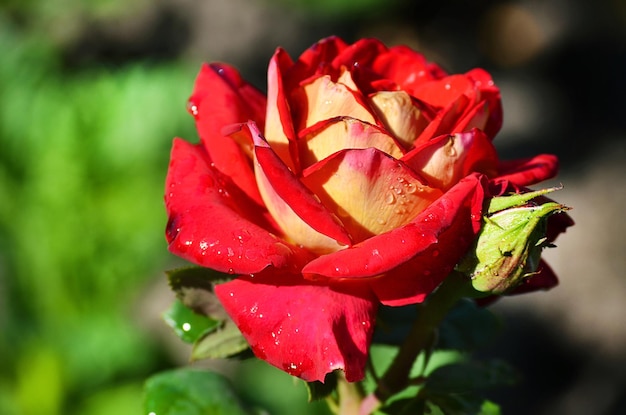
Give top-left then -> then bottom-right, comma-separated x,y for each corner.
457,188 -> 569,295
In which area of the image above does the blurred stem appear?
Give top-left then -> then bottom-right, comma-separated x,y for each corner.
330,372 -> 365,415
373,272 -> 466,403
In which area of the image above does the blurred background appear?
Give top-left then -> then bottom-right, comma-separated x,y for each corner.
1,0 -> 625,414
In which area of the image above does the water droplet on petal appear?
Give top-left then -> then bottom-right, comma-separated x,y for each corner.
187,100 -> 199,117
405,183 -> 417,194
385,192 -> 396,204
432,250 -> 440,257
423,270 -> 431,276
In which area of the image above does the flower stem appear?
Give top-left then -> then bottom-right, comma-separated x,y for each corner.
330,371 -> 364,415
373,272 -> 466,403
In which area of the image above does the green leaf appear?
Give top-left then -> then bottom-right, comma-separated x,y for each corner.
191,319 -> 249,360
437,299 -> 502,352
424,398 -> 501,415
486,187 -> 561,214
144,368 -> 253,415
163,299 -> 220,344
424,360 -> 517,395
166,266 -> 235,320
378,397 -> 427,415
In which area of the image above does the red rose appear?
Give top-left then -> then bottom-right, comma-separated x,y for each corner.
165,37 -> 561,382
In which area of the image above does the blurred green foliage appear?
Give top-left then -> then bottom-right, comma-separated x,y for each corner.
0,16 -> 196,415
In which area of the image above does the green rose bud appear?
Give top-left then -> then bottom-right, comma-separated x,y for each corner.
457,188 -> 569,295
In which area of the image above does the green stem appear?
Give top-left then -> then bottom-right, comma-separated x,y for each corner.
329,372 -> 365,415
373,272 -> 466,403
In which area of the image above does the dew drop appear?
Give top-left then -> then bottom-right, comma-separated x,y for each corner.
385,192 -> 396,204
423,270 -> 432,276
187,101 -> 199,117
182,322 -> 191,332
228,268 -> 234,274
377,217 -> 387,225
393,186 -> 403,195
405,183 -> 417,194
432,249 -> 440,257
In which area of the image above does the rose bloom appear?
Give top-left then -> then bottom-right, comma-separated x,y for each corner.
165,37 -> 569,382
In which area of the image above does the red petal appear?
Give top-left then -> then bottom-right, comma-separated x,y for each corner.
465,68 -> 502,138
372,45 -> 447,90
292,36 -> 349,80
214,272 -> 378,382
165,138 -> 310,274
302,174 -> 485,296
508,260 -> 559,295
412,75 -> 475,108
414,94 -> 470,144
189,63 -> 266,205
495,154 -> 559,187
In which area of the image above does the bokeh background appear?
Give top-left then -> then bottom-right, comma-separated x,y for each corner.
1,0 -> 625,414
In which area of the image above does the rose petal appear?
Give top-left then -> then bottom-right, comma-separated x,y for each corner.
403,129 -> 498,190
414,94 -> 470,144
189,63 -> 265,205
372,45 -> 448,90
495,154 -> 559,187
465,68 -> 502,138
302,174 -> 485,287
246,122 -> 352,253
165,138 -> 310,274
214,271 -> 378,382
302,148 -> 442,243
291,75 -> 376,131
412,75 -> 477,109
293,36 -> 349,80
298,117 -> 404,168
265,48 -> 299,171
369,91 -> 430,149
507,260 -> 559,295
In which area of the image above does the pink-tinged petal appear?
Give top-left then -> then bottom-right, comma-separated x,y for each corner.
189,63 -> 265,205
245,122 -> 352,253
290,75 -> 376,132
302,174 -> 485,286
495,154 -> 559,187
298,117 -> 404,168
369,91 -> 431,149
165,138 -> 311,274
265,48 -> 299,171
302,148 -> 442,243
403,129 -> 498,190
215,271 -> 377,382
